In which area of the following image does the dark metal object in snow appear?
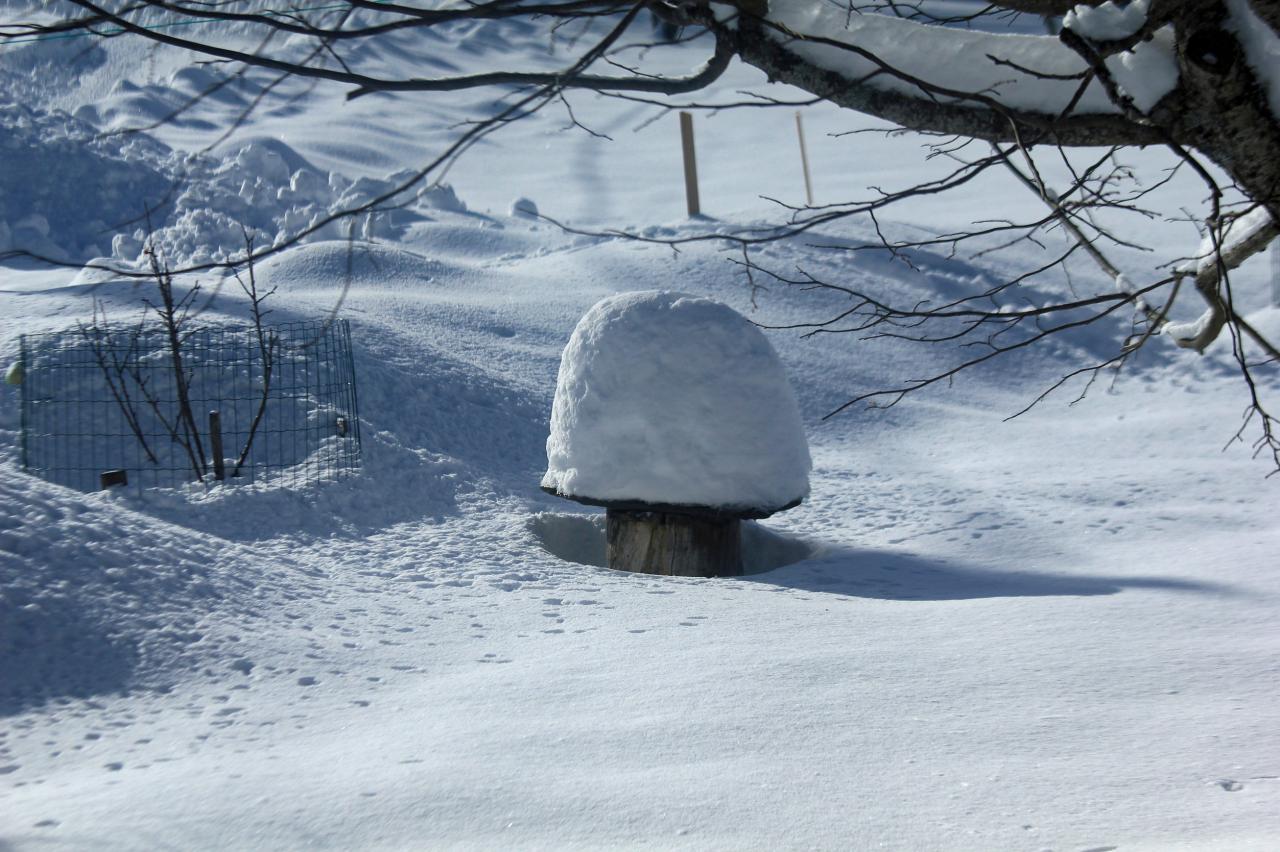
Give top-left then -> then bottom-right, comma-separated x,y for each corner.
19,319 -> 362,492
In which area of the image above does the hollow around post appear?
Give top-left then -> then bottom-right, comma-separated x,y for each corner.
606,509 -> 742,577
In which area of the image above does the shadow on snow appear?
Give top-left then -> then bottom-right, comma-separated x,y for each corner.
750,548 -> 1232,601
530,511 -> 1231,600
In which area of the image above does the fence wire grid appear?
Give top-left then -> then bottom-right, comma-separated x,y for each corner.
20,318 -> 361,491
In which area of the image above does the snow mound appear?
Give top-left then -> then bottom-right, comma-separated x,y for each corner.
510,197 -> 539,218
542,291 -> 810,514
0,99 -> 170,261
0,467 -> 321,715
1,95 -> 465,267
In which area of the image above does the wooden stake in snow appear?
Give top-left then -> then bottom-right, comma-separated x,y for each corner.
100,469 -> 127,490
209,410 -> 226,481
795,111 -> 814,207
679,111 -> 701,217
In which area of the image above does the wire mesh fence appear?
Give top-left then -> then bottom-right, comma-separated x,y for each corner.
19,318 -> 361,491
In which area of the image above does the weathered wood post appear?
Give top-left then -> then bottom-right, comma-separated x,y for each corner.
679,111 -> 701,217
209,410 -> 226,481
100,469 -> 128,490
607,509 -> 741,577
541,291 -> 811,578
795,111 -> 814,207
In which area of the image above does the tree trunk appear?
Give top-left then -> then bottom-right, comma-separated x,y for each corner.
606,509 -> 742,577
1162,6 -> 1280,223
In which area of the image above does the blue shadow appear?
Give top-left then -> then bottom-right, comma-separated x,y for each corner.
745,546 -> 1233,600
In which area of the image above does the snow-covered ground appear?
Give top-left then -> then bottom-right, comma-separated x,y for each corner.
2,6 -> 1279,850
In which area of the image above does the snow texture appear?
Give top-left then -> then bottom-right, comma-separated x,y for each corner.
1106,26 -> 1180,112
763,0 -> 1178,116
0,91 -> 463,266
542,291 -> 811,513
1,5 -> 1279,850
1063,0 -> 1150,41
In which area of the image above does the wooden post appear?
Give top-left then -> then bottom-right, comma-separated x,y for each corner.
100,469 -> 128,490
209,410 -> 226,481
606,509 -> 742,577
679,111 -> 701,217
795,111 -> 814,207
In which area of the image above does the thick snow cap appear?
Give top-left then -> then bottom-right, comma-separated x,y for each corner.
542,291 -> 811,516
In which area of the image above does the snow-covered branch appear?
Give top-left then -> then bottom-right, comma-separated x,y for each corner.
1165,208 -> 1280,354
699,0 -> 1171,146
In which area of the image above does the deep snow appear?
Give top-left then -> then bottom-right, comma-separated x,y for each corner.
542,290 -> 810,513
1,4 -> 1279,851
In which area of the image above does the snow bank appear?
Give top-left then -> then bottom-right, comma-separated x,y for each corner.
542,291 -> 810,514
0,95 -> 465,267
0,99 -> 170,261
0,466 -> 278,714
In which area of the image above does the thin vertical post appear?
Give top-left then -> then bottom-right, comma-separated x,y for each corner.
795,111 -> 814,207
18,334 -> 28,472
343,320 -> 362,462
679,111 -> 701,217
1271,238 -> 1280,308
209,410 -> 225,481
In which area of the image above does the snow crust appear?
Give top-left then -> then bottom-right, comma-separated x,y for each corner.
542,291 -> 811,513
764,1 -> 1178,115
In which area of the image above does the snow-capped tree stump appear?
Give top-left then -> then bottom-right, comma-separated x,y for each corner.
541,291 -> 811,578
